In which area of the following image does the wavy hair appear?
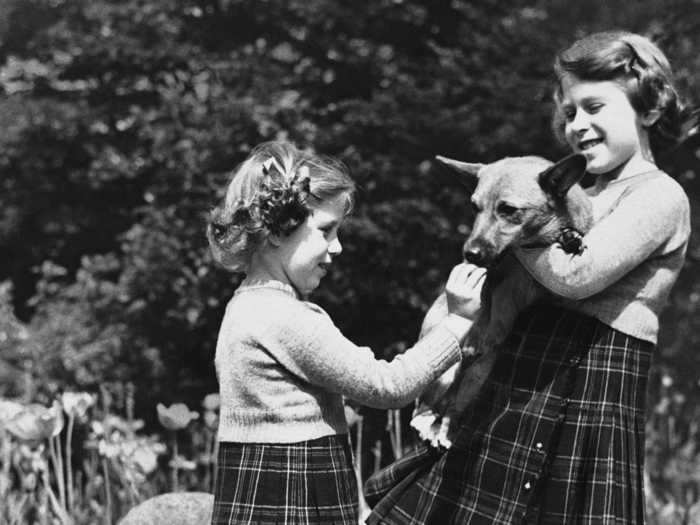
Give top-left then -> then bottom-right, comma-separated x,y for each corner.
552,31 -> 693,159
207,141 -> 355,273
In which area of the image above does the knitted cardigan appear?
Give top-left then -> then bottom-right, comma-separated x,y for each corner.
518,170 -> 690,343
214,281 -> 462,443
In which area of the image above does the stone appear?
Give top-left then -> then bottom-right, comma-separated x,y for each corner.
117,492 -> 213,525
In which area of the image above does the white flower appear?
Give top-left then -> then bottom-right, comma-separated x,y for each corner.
98,439 -> 121,459
203,411 -> 218,429
202,393 -> 220,411
130,444 -> 159,474
61,392 -> 96,419
169,455 -> 196,470
90,421 -> 105,437
157,403 -> 199,430
6,401 -> 64,442
0,399 -> 24,428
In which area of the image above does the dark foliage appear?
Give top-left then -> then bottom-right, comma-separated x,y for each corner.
0,0 -> 698,453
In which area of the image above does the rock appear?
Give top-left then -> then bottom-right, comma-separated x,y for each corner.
118,492 -> 213,525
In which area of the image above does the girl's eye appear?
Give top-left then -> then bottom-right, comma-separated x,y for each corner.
586,102 -> 603,113
319,225 -> 337,238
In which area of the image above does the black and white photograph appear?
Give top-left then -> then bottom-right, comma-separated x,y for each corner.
1,1 -> 699,523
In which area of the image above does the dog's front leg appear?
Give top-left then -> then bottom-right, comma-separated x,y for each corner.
479,254 -> 541,349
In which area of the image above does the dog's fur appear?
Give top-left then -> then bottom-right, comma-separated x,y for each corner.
411,153 -> 592,448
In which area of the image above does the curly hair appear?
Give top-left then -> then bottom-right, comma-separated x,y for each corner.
552,31 -> 694,159
207,141 -> 355,273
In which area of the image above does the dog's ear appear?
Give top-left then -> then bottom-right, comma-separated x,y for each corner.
538,153 -> 587,199
435,155 -> 483,182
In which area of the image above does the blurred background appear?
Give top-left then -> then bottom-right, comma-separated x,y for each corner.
0,0 -> 699,523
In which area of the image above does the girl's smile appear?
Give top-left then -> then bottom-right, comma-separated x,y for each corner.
558,74 -> 657,180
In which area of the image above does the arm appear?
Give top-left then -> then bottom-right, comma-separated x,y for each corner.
266,306 -> 466,409
297,312 -> 462,408
516,177 -> 689,300
256,263 -> 484,408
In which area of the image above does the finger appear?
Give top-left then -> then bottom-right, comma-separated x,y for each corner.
453,262 -> 479,280
447,263 -> 470,285
462,262 -> 483,276
466,266 -> 487,287
448,263 -> 485,286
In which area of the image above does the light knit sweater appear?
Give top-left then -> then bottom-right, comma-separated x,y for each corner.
518,169 -> 690,343
214,280 -> 462,443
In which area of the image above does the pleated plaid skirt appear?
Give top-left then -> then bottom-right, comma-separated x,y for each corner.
365,303 -> 653,525
212,434 -> 359,525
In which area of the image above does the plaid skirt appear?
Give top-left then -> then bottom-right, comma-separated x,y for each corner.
365,303 -> 653,525
212,434 -> 359,525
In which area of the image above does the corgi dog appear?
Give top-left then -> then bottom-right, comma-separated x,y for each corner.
412,153 -> 592,448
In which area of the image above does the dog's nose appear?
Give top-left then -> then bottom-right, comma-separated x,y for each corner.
463,248 -> 486,266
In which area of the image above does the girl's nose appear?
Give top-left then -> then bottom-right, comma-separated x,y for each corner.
328,237 -> 342,256
569,110 -> 590,134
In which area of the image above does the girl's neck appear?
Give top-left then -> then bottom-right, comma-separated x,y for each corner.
244,252 -> 300,297
594,155 -> 658,190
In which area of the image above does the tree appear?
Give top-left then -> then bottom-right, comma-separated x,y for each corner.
0,0 -> 698,422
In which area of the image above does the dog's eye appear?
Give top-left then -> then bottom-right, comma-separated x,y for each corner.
497,203 -> 519,217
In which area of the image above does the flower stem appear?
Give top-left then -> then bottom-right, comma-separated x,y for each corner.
42,467 -> 72,525
49,435 -> 67,512
102,458 -> 112,525
212,437 -> 220,491
66,413 -> 75,513
171,433 -> 179,491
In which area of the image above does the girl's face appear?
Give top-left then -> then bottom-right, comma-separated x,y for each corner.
272,193 -> 348,296
558,74 -> 654,177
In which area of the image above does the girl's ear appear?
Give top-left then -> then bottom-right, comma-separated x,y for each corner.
267,234 -> 283,247
641,108 -> 662,127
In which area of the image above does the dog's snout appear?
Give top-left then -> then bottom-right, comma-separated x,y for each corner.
463,247 -> 486,267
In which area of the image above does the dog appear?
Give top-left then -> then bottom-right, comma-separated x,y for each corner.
411,153 -> 592,449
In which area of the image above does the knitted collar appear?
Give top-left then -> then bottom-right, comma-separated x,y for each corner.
235,277 -> 298,299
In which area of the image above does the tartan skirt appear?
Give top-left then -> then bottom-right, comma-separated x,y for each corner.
365,303 -> 654,525
211,434 -> 359,525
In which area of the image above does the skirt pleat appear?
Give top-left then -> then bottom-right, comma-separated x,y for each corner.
212,434 -> 359,525
366,303 -> 653,525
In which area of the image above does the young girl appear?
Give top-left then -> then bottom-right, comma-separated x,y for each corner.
366,31 -> 693,524
207,141 -> 483,524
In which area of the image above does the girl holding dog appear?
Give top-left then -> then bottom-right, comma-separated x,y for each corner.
366,31 -> 694,524
206,140 -> 484,524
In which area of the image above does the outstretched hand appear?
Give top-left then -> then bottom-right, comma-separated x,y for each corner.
445,262 -> 486,320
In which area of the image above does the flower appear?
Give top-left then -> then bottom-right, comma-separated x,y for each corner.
103,414 -> 144,435
169,455 -> 196,470
98,438 -> 121,459
61,392 -> 96,419
0,398 -> 24,429
203,411 -> 218,429
129,442 -> 162,475
202,393 -> 220,411
156,403 -> 199,430
5,401 -> 64,442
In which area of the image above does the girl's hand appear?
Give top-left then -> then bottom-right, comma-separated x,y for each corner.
445,262 -> 486,320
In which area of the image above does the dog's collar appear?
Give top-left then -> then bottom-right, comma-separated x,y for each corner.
520,227 -> 586,255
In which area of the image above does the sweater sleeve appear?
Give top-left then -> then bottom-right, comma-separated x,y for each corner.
515,176 -> 689,300
259,302 -> 463,409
